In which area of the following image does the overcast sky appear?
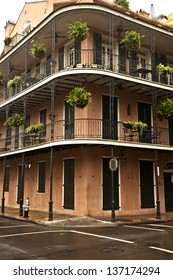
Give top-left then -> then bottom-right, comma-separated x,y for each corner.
0,0 -> 173,53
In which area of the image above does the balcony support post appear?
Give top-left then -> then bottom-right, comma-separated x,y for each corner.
1,157 -> 6,214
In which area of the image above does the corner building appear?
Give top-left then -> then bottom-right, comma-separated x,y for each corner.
0,0 -> 173,219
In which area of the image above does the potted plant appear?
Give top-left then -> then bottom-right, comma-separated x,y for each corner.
120,30 -> 144,55
114,0 -> 129,9
25,123 -> 44,134
4,113 -> 24,127
67,20 -> 89,41
66,87 -> 92,109
30,43 -> 47,58
4,36 -> 12,46
0,72 -> 5,85
156,63 -> 173,75
123,121 -> 147,135
157,98 -> 173,120
7,75 -> 22,88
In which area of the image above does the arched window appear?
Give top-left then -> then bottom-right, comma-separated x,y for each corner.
21,19 -> 31,35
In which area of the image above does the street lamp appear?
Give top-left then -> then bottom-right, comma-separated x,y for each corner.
109,156 -> 118,222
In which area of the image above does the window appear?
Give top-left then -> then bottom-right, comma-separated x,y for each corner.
21,20 -> 31,35
37,162 -> 46,193
4,166 -> 10,192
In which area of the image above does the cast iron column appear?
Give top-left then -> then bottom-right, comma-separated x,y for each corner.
1,157 -> 6,213
48,147 -> 54,221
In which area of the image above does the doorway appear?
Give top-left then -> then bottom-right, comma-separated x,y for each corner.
16,165 -> 24,204
164,172 -> 173,212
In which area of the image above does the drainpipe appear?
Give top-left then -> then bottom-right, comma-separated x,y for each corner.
1,157 -> 6,213
155,149 -> 161,219
48,147 -> 54,221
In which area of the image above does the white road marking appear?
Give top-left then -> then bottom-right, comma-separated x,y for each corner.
147,224 -> 173,229
0,225 -> 35,229
0,229 -> 134,244
149,246 -> 173,254
123,225 -> 166,232
72,230 -> 135,244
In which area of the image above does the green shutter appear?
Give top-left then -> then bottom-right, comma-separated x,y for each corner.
94,32 -> 102,65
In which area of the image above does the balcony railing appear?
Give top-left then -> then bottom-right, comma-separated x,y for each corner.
1,49 -> 172,103
0,119 -> 172,153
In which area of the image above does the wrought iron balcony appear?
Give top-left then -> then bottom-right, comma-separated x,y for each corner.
0,119 -> 172,153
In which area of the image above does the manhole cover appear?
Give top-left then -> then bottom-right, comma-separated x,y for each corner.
101,247 -> 125,253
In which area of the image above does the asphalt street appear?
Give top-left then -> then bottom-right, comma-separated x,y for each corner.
0,217 -> 173,260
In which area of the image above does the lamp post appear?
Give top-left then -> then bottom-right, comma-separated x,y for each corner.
109,153 -> 118,222
155,149 -> 161,219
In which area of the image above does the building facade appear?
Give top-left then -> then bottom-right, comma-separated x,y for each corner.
0,0 -> 173,220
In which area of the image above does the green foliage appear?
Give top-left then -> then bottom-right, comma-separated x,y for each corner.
4,113 -> 24,127
114,0 -> 129,9
25,123 -> 44,134
120,31 -> 144,54
157,98 -> 173,120
66,87 -> 92,109
0,72 -> 5,85
156,63 -> 173,75
30,43 -> 47,58
67,20 -> 89,41
7,76 -> 22,88
124,121 -> 147,135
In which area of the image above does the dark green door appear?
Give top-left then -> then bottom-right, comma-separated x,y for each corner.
169,119 -> 173,146
63,159 -> 74,210
65,102 -> 74,139
102,158 -> 119,210
164,173 -> 173,212
17,165 -> 24,204
140,160 -> 155,209
138,102 -> 151,143
102,95 -> 118,140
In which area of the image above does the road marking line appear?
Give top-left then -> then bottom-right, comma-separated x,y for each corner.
0,229 -> 134,244
0,225 -> 35,229
147,224 -> 173,229
72,230 -> 134,244
149,246 -> 173,254
123,225 -> 166,232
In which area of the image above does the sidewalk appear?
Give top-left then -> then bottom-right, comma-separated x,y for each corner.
1,207 -> 173,227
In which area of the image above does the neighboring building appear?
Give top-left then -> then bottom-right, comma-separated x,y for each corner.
1,0 -> 173,220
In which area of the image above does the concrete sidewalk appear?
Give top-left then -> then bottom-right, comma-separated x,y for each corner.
1,207 -> 173,227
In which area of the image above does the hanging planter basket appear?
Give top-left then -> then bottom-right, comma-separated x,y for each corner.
4,113 -> 24,127
120,30 -> 144,55
30,43 -> 47,58
66,87 -> 92,109
157,98 -> 173,120
67,20 -> 89,42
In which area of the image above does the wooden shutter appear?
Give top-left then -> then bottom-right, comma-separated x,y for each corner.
64,159 -> 74,209
140,160 -> 155,208
38,162 -> 46,193
94,32 -> 102,65
58,46 -> 64,70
